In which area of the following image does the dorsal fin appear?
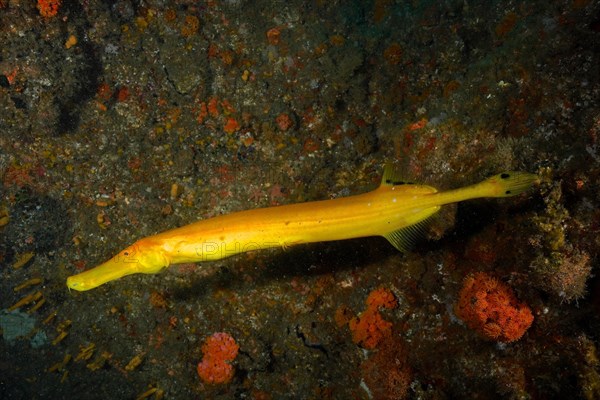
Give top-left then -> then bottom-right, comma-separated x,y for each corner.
381,163 -> 414,187
383,208 -> 440,252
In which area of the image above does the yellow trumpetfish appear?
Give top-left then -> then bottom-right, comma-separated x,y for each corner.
66,168 -> 538,291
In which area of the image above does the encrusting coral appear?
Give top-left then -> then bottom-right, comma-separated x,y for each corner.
361,336 -> 412,400
348,287 -> 398,349
455,272 -> 533,342
196,332 -> 239,385
37,0 -> 61,18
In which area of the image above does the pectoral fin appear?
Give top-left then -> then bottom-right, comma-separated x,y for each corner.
383,207 -> 440,252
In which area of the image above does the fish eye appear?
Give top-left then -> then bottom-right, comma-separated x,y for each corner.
500,173 -> 510,179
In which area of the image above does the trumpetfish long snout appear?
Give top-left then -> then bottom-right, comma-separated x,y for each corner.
66,167 -> 538,291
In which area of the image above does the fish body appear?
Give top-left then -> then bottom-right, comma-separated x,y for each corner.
67,168 -> 538,291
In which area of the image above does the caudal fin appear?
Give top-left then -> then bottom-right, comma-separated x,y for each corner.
484,171 -> 539,197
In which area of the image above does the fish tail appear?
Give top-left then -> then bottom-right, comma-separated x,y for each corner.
482,171 -> 539,197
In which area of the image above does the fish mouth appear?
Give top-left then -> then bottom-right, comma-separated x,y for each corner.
66,257 -> 140,291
